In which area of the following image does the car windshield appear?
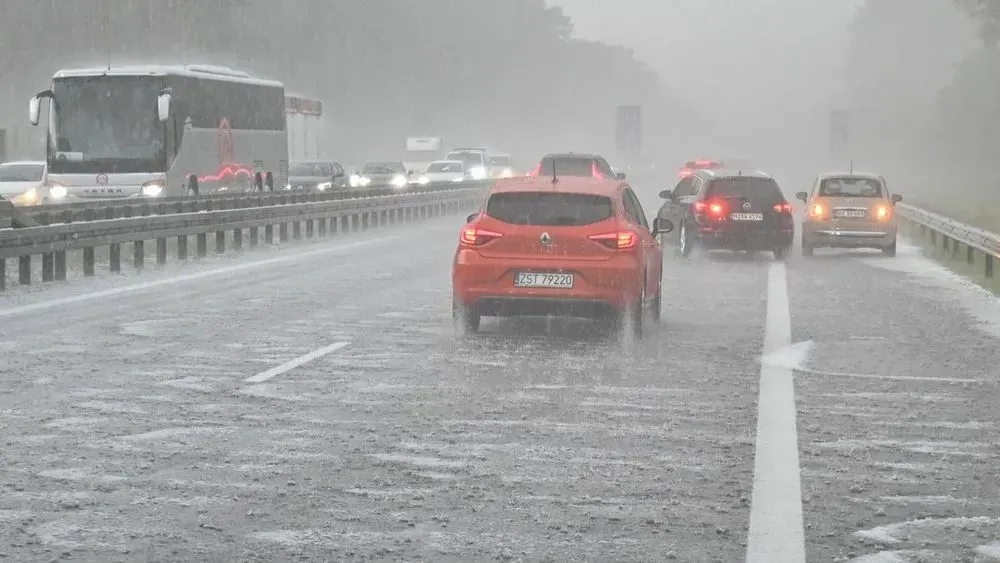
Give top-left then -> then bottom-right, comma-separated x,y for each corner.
290,162 -> 334,176
706,177 -> 784,200
427,162 -> 463,173
486,191 -> 613,226
363,162 -> 404,174
537,157 -> 594,177
819,177 -> 884,197
445,152 -> 484,169
0,163 -> 44,182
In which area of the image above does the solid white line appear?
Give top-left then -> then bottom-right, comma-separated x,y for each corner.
0,235 -> 402,320
244,341 -> 350,384
746,262 -> 806,563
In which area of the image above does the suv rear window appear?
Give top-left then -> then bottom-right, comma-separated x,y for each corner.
819,177 -> 883,197
486,192 -> 613,226
706,177 -> 784,200
537,157 -> 594,177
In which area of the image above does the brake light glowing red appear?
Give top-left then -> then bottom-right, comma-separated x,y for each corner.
588,231 -> 638,250
460,226 -> 503,246
678,168 -> 693,177
695,199 -> 727,219
773,202 -> 793,214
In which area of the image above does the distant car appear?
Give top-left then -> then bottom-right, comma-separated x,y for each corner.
452,175 -> 672,337
0,160 -> 48,205
444,149 -> 490,180
798,171 -> 901,257
286,161 -> 347,192
529,153 -> 626,180
350,161 -> 410,189
417,160 -> 467,185
657,168 -> 794,260
677,159 -> 723,179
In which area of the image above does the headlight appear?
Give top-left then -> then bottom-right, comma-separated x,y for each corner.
49,184 -> 69,199
284,183 -> 293,191
12,187 -> 39,206
316,182 -> 332,191
417,176 -> 430,185
140,182 -> 164,197
349,174 -> 362,187
469,166 -> 487,179
359,176 -> 372,187
391,174 -> 407,187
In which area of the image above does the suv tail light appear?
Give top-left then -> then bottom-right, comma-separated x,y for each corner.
460,226 -> 503,246
808,203 -> 827,219
588,231 -> 638,250
773,202 -> 793,214
875,204 -> 891,221
695,199 -> 727,219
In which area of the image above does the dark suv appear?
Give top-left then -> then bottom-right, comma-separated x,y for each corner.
656,169 -> 794,260
530,153 -> 626,180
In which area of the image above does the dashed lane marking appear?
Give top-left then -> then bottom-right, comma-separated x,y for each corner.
244,341 -> 350,383
746,262 -> 806,562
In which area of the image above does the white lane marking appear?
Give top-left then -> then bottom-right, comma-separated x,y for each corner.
746,262 -> 806,563
244,341 -> 350,383
0,235 -> 402,320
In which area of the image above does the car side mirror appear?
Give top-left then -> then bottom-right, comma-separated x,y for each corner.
795,191 -> 808,202
28,96 -> 41,126
466,212 -> 480,223
659,189 -> 673,199
652,217 -> 674,236
891,193 -> 902,203
615,172 -> 626,180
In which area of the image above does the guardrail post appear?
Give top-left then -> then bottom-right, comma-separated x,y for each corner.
215,231 -> 225,254
306,219 -> 314,238
986,254 -> 994,279
177,236 -> 188,260
967,246 -> 974,265
41,252 -> 54,282
19,256 -> 29,285
280,222 -> 289,242
0,259 -> 5,291
83,248 -> 95,276
157,238 -> 167,265
134,240 -> 145,269
331,216 -> 339,235
265,224 -> 274,244
234,228 -> 243,250
110,244 -> 121,273
351,214 -> 359,231
197,233 -> 207,257
317,217 -> 327,237
361,213 -> 369,230
54,250 -> 66,281
249,227 -> 259,246
293,220 -> 302,240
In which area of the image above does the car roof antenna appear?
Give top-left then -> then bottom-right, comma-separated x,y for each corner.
551,159 -> 558,184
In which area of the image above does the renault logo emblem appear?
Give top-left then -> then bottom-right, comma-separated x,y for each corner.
540,232 -> 552,246
742,201 -> 752,211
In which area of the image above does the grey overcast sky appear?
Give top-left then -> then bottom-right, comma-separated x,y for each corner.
551,0 -> 866,156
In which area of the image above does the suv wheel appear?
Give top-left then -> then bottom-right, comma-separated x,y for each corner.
678,222 -> 693,257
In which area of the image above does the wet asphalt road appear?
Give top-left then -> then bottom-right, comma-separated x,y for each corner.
0,190 -> 998,562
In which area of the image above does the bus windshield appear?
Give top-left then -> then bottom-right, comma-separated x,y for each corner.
47,76 -> 166,174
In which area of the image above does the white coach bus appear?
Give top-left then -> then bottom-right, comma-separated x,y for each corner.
23,64 -> 289,203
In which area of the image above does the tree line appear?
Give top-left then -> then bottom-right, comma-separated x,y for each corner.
0,0 -> 677,164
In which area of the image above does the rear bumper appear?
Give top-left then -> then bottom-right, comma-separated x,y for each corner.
802,222 -> 896,248
696,224 -> 793,251
452,252 -> 643,317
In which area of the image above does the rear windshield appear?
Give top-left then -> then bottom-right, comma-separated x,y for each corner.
486,192 -> 613,226
706,177 -> 784,200
537,157 -> 594,177
427,161 -> 463,173
819,177 -> 883,198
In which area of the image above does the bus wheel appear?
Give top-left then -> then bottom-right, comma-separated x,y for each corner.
254,172 -> 264,192
265,172 -> 274,192
187,176 -> 199,196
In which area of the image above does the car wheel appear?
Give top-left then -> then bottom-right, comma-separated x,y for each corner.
773,245 -> 789,261
678,221 -> 693,257
452,297 -> 480,334
882,238 -> 897,257
801,237 -> 814,257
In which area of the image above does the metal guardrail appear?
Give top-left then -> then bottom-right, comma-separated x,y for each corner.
0,183 -> 487,291
8,183 -> 474,227
897,202 -> 1000,285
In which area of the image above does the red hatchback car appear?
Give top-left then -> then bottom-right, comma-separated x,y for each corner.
452,176 -> 673,336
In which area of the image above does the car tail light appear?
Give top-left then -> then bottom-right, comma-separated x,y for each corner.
460,226 -> 503,246
808,203 -> 826,218
773,202 -> 793,214
875,204 -> 891,221
695,199 -> 727,219
589,231 -> 638,250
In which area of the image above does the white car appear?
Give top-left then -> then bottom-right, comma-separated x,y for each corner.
416,160 -> 467,185
0,160 -> 49,205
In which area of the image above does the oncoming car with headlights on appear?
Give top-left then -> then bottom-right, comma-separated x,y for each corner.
416,160 -> 467,185
285,161 -> 347,192
350,161 -> 410,189
797,171 -> 902,257
452,175 -> 673,337
0,160 -> 52,205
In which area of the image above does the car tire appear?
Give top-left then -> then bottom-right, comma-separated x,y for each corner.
802,238 -> 814,257
882,238 -> 897,257
453,297 -> 480,334
650,282 -> 662,324
678,221 -> 694,257
773,245 -> 789,261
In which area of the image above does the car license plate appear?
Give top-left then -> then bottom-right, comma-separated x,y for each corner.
514,272 -> 574,289
834,209 -> 866,218
730,213 -> 763,221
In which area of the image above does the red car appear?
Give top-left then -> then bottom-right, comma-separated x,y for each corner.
452,175 -> 673,337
